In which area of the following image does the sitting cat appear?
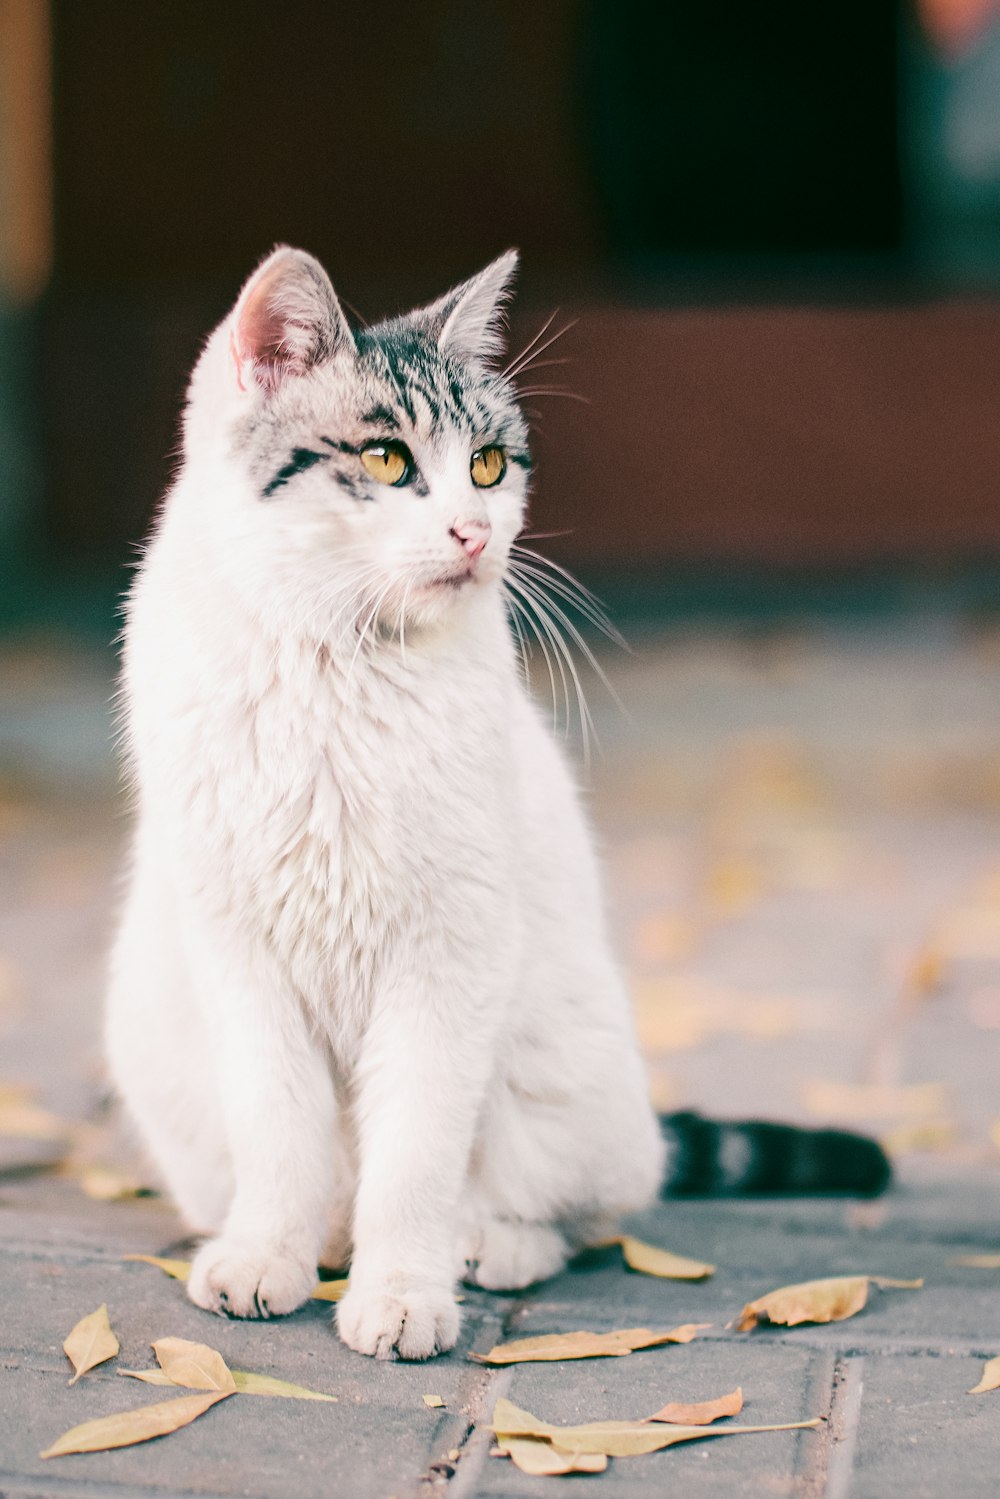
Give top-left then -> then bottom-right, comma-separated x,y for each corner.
106,246 -> 887,1360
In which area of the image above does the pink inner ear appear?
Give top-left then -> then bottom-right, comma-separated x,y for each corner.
232,261 -> 303,391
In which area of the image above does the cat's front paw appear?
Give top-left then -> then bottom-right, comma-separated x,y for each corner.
188,1237 -> 316,1318
336,1279 -> 459,1360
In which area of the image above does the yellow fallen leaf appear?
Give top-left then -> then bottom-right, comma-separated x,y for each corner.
905,947 -> 945,1000
79,1165 -> 148,1201
40,1390 -> 232,1458
0,1087 -> 71,1141
119,1367 -> 335,1401
736,1275 -> 922,1331
951,1254 -> 1000,1269
422,1394 -> 445,1408
64,1304 -> 119,1384
152,1338 -> 235,1394
618,1235 -> 715,1280
231,1371 -> 336,1401
309,1278 -> 349,1302
881,1120 -> 957,1157
496,1436 -> 607,1475
647,1388 -> 743,1425
471,1324 -> 709,1364
969,1355 -> 1000,1394
124,1254 -> 349,1303
492,1398 -> 820,1459
803,1079 -> 947,1123
124,1254 -> 191,1281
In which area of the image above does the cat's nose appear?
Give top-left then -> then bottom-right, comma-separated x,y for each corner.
450,519 -> 492,561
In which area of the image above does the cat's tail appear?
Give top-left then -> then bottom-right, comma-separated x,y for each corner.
659,1110 -> 891,1198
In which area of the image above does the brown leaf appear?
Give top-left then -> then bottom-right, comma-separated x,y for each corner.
951,1254 -> 1000,1269
618,1235 -> 715,1280
124,1254 -> 349,1303
969,1355 -> 1000,1394
40,1390 -> 232,1458
496,1436 -> 607,1475
471,1324 -> 709,1364
736,1274 -> 922,1331
648,1388 -> 743,1425
152,1337 -> 236,1394
64,1304 -> 119,1384
802,1079 -> 947,1123
492,1397 -> 820,1460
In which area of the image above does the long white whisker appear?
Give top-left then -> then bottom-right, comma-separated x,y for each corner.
514,387 -> 590,404
499,309 -> 560,381
510,573 -> 597,763
504,589 -> 531,683
505,320 -> 578,382
509,563 -> 628,722
504,578 -> 565,734
510,551 -> 627,648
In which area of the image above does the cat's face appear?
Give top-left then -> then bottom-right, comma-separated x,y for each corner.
188,246 -> 530,638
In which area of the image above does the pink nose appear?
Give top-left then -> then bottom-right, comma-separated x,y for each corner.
450,519 -> 491,561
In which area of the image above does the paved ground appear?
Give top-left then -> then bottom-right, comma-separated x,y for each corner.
4,617 -> 1000,1497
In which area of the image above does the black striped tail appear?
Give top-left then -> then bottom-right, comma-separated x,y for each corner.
660,1110 -> 891,1198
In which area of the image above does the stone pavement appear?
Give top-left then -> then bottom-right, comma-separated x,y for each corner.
4,619 -> 1000,1497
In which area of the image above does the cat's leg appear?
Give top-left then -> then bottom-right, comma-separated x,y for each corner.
336,973 -> 501,1360
106,866 -> 232,1233
175,908 -> 337,1319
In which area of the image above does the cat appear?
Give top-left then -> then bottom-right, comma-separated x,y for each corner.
106,246 -> 888,1361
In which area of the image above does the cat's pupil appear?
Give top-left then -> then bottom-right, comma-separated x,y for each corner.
360,439 -> 413,488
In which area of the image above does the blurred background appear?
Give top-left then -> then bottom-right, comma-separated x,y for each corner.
4,0 -> 1000,1187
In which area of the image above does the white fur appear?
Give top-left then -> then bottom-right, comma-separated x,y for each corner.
106,249 -> 664,1360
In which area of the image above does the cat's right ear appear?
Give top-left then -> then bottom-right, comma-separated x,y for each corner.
230,246 -> 354,394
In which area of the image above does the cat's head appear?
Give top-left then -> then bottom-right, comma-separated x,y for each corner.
183,245 -> 530,638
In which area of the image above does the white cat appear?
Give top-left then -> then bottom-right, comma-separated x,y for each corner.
106,246 -> 666,1360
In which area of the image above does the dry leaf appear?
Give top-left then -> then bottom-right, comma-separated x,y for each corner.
231,1371 -> 336,1401
648,1388 -> 743,1425
951,1254 -> 1000,1269
64,1304 -> 119,1384
736,1275 -> 922,1331
41,1391 -> 232,1459
969,1355 -> 1000,1394
0,1086 -> 71,1141
471,1324 -> 708,1365
309,1278 -> 349,1302
79,1165 -> 147,1201
422,1394 -> 445,1408
124,1254 -> 349,1303
492,1397 -> 820,1460
124,1254 -> 191,1281
496,1436 -> 607,1475
881,1120 -> 957,1156
802,1079 -> 947,1123
618,1235 -> 715,1280
152,1338 -> 236,1394
119,1366 -> 335,1401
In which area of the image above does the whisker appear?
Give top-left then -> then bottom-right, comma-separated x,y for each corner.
504,578 -> 567,735
510,547 -> 628,649
499,309 -> 560,381
509,573 -> 598,764
509,562 -> 629,722
504,588 -> 532,683
505,320 -> 579,382
514,386 -> 590,404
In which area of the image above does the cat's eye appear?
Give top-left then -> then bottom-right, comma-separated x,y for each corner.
470,446 -> 506,488
360,440 -> 413,487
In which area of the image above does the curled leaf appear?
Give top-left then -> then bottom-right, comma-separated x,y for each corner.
124,1254 -> 348,1303
472,1324 -> 708,1365
618,1235 -> 715,1281
120,1366 -> 335,1401
969,1355 -> 1000,1395
152,1337 -> 236,1394
736,1274 -> 922,1331
497,1436 -> 607,1475
64,1304 -> 119,1384
648,1388 -> 743,1425
41,1390 -> 232,1458
492,1397 -> 820,1460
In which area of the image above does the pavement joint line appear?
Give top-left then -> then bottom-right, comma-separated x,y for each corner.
445,1365 -> 513,1499
823,1355 -> 865,1499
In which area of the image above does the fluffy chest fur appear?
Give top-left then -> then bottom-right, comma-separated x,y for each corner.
125,539 -> 519,1045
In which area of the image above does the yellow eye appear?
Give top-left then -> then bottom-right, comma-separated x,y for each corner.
360,440 -> 413,486
470,445 -> 506,488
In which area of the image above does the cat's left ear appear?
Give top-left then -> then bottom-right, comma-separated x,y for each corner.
419,250 -> 519,366
231,245 -> 354,394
